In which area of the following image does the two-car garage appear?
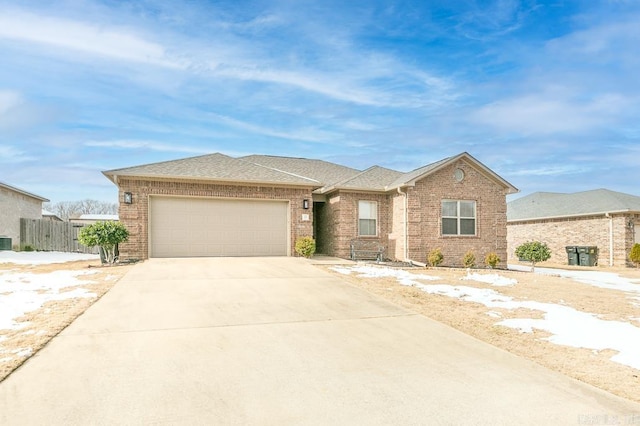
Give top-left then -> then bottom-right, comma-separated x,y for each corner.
149,196 -> 289,258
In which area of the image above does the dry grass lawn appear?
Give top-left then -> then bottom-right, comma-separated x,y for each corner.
322,262 -> 640,404
0,260 -> 131,382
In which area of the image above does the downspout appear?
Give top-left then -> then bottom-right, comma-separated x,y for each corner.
606,212 -> 614,266
397,187 -> 409,262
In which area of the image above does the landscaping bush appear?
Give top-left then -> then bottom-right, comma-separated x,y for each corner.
462,251 -> 476,268
515,241 -> 551,271
427,248 -> 443,267
630,243 -> 640,268
484,252 -> 501,269
294,236 -> 316,258
78,221 -> 129,265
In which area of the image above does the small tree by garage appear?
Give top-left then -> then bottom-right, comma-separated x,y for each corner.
78,221 -> 129,265
515,241 -> 551,272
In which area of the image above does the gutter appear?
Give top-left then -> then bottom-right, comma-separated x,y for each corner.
508,209 -> 634,223
397,187 -> 409,262
606,212 -> 614,266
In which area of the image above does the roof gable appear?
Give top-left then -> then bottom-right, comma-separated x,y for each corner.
507,189 -> 640,221
0,181 -> 49,202
387,152 -> 518,193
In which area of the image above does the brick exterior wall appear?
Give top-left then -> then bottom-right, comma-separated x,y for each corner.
405,160 -> 509,267
315,159 -> 510,266
117,178 -> 313,260
507,213 -> 640,267
315,192 -> 392,259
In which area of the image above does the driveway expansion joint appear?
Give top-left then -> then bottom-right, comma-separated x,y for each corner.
63,313 -> 420,336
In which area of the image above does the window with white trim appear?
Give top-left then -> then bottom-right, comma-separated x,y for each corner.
358,200 -> 377,236
442,200 -> 476,236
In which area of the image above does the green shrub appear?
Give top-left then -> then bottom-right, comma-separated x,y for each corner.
78,221 -> 129,265
21,244 -> 35,252
484,252 -> 501,269
462,251 -> 476,268
427,248 -> 443,267
515,241 -> 551,271
294,236 -> 316,258
630,243 -> 640,268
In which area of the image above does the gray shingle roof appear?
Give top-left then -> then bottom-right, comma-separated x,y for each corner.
104,153 -> 322,186
103,151 -> 517,194
240,155 -> 359,186
507,189 -> 640,221
325,166 -> 404,192
386,157 -> 451,189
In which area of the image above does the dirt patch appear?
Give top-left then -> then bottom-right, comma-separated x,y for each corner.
0,260 -> 132,382
323,264 -> 640,404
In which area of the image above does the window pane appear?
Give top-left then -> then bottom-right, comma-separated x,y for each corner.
460,201 -> 475,218
359,219 -> 376,236
359,201 -> 377,220
442,201 -> 457,217
442,218 -> 457,235
460,219 -> 476,235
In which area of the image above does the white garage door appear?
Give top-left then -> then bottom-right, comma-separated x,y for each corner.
149,197 -> 289,257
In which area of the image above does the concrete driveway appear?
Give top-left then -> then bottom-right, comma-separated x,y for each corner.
1,257 -> 639,425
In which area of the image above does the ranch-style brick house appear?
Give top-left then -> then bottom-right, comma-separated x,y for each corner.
507,189 -> 640,267
103,152 -> 518,266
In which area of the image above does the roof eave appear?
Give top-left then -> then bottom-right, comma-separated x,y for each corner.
508,209 -> 638,223
103,173 -> 320,189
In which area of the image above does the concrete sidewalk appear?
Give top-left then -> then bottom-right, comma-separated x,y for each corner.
1,257 -> 639,425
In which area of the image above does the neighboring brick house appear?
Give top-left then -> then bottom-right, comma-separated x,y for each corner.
507,189 -> 640,267
103,152 -> 517,266
0,181 -> 49,249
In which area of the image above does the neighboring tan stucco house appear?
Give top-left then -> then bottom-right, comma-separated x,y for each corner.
507,189 -> 640,267
103,152 -> 517,266
0,181 -> 49,249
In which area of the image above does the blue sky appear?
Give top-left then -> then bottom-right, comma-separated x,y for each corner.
1,0 -> 639,203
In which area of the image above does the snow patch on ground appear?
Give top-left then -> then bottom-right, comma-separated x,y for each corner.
331,265 -> 440,286
0,270 -> 98,330
336,265 -> 640,371
462,272 -> 517,287
0,251 -> 99,265
508,265 -> 640,294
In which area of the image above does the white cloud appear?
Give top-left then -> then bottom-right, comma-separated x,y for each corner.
0,9 -> 183,69
0,146 -> 35,163
84,140 -> 210,154
471,92 -> 629,135
0,90 -> 22,116
210,114 -> 341,143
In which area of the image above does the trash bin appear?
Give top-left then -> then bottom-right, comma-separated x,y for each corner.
578,246 -> 598,266
565,246 -> 579,265
0,236 -> 11,251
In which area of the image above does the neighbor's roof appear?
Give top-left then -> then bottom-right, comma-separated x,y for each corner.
103,151 -> 517,194
0,181 -> 49,202
507,189 -> 640,222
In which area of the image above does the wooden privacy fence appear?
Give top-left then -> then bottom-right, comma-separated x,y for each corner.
20,219 -> 98,254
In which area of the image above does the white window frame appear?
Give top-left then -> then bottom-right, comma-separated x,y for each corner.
441,200 -> 476,236
358,200 -> 378,237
